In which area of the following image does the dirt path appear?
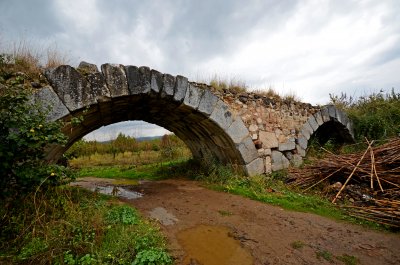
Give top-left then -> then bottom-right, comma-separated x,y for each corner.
73,178 -> 400,265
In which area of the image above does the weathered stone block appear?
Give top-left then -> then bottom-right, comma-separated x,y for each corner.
226,118 -> 250,144
245,158 -> 265,176
238,136 -> 259,164
183,84 -> 203,109
101,64 -> 129,98
85,71 -> 111,100
296,144 -> 306,157
278,142 -> 295,151
308,115 -> 318,131
45,65 -> 97,111
336,108 -> 348,125
297,136 -> 307,150
78,61 -> 99,73
161,74 -> 175,98
174,75 -> 189,102
259,131 -> 278,149
209,100 -> 233,130
150,69 -> 163,94
125,65 -> 151,95
271,150 -> 290,171
321,107 -> 330,122
198,89 -> 219,116
327,105 -> 336,118
33,86 -> 70,121
300,122 -> 313,140
314,112 -> 323,126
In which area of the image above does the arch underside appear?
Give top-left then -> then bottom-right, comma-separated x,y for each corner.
52,95 -> 242,166
313,120 -> 354,145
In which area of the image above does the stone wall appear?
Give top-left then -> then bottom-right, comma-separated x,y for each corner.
211,88 -> 354,173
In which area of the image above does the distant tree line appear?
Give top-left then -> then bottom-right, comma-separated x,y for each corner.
66,133 -> 188,160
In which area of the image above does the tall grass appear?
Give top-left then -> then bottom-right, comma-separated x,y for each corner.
0,39 -> 69,79
330,90 -> 400,141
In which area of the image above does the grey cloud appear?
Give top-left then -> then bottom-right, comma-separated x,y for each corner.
0,0 -> 62,38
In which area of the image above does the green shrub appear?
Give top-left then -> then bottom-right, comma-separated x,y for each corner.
0,72 -> 70,197
330,90 -> 400,141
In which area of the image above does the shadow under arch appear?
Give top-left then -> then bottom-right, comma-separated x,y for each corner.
34,63 -> 262,175
296,105 -> 355,156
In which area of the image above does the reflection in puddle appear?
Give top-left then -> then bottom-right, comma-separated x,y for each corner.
177,225 -> 253,265
90,186 -> 143,200
112,179 -> 139,186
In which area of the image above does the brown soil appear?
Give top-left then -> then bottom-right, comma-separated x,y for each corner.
73,178 -> 400,265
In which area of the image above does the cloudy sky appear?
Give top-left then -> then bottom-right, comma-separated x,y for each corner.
1,0 -> 399,140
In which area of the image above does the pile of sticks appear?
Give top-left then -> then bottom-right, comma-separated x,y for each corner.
290,137 -> 400,227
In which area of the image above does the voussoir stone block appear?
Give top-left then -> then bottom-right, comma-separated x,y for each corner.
101,64 -> 129,98
125,65 -> 151,95
183,83 -> 203,109
321,107 -> 330,122
33,86 -> 70,121
150,69 -> 163,94
296,144 -> 306,157
174,76 -> 189,102
45,65 -> 97,111
327,105 -> 336,118
226,118 -> 250,144
314,112 -> 323,126
197,89 -> 219,116
209,100 -> 233,130
245,158 -> 265,176
238,136 -> 259,164
301,122 -> 313,140
161,74 -> 175,98
297,136 -> 308,150
308,115 -> 318,131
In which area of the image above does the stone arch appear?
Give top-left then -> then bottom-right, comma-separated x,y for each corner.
296,105 -> 355,156
33,62 -> 263,176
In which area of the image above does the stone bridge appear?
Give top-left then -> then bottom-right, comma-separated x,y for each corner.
34,62 -> 354,176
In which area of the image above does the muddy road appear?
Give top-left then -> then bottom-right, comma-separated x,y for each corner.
72,177 -> 400,265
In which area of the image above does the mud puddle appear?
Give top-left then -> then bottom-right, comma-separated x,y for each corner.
71,177 -> 143,200
177,225 -> 253,265
90,185 -> 143,199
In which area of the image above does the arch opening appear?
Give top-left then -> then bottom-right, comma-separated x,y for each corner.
312,120 -> 353,146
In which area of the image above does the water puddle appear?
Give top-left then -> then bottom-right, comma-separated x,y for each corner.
71,177 -> 143,200
90,185 -> 143,200
112,179 -> 139,185
177,225 -> 254,265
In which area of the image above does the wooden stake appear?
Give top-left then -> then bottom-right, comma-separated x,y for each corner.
332,140 -> 374,203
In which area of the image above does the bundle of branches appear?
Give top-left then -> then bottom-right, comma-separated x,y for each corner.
290,137 -> 400,191
344,199 -> 400,227
289,137 -> 400,227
